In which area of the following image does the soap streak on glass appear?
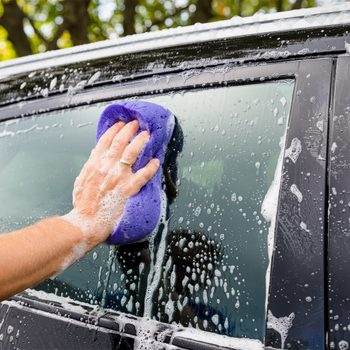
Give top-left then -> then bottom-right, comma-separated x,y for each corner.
143,190 -> 169,318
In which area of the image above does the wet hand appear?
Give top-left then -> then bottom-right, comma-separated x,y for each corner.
63,120 -> 160,248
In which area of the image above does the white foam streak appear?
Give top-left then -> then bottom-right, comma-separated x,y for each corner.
143,190 -> 168,318
267,310 -> 295,350
261,134 -> 286,314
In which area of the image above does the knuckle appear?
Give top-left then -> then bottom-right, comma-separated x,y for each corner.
106,149 -> 114,158
112,172 -> 123,183
118,183 -> 131,197
111,138 -> 122,150
127,148 -> 138,160
98,166 -> 108,177
136,174 -> 148,186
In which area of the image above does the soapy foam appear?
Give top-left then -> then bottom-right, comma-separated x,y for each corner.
59,239 -> 88,273
261,134 -> 286,313
61,186 -> 125,272
21,286 -> 262,350
143,190 -> 168,318
339,340 -> 349,350
101,246 -> 118,308
25,289 -> 92,315
290,184 -> 303,203
285,137 -> 302,163
59,210 -> 92,272
1,299 -> 115,334
267,310 -> 295,349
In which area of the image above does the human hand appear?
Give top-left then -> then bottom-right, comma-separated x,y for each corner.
63,120 -> 160,249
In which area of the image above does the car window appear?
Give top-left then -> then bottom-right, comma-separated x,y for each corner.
0,80 -> 294,340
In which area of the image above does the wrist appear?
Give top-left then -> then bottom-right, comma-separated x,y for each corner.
36,216 -> 89,273
61,210 -> 108,250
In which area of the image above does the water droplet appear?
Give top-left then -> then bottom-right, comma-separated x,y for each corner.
50,77 -> 57,90
194,206 -> 201,217
41,88 -> 49,97
88,71 -> 101,85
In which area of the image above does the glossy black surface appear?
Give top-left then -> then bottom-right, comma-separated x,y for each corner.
327,55 -> 350,349
0,300 -> 134,350
0,295 -> 236,350
265,59 -> 331,349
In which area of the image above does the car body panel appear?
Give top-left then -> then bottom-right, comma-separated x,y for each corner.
266,58 -> 332,350
327,54 -> 350,349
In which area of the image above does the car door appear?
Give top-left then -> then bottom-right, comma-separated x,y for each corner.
0,57 -> 331,350
327,54 -> 350,350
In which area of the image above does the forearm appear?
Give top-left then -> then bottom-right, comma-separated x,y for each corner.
0,216 -> 91,301
0,120 -> 159,301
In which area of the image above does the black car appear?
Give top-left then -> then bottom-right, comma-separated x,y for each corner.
0,4 -> 350,350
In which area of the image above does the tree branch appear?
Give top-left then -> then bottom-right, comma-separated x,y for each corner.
275,0 -> 283,11
191,0 -> 213,24
89,14 -> 108,41
0,0 -> 32,57
143,5 -> 190,32
123,0 -> 138,36
236,0 -> 243,16
63,0 -> 91,45
14,2 -> 67,52
46,24 -> 67,51
291,0 -> 304,9
23,13 -> 49,46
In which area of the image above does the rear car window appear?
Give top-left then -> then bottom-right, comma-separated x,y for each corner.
0,80 -> 294,340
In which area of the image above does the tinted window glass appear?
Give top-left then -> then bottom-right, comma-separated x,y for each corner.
0,109 -> 109,301
0,80 -> 294,340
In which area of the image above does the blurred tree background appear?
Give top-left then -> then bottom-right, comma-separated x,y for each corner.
0,0 -> 347,61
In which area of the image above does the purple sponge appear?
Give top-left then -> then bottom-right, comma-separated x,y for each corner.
96,101 -> 175,245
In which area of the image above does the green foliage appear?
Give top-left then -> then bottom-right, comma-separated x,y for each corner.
0,26 -> 16,60
0,0 -> 336,61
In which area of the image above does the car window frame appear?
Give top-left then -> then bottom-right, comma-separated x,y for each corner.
0,57 -> 332,349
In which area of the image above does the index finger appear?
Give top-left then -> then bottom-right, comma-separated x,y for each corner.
94,121 -> 125,156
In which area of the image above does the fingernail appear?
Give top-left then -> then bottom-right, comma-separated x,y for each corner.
154,159 -> 160,166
